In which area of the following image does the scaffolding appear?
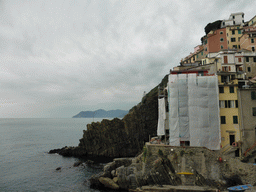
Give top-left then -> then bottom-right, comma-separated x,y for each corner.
168,74 -> 221,150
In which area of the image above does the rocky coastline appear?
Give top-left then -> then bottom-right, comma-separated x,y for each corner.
49,74 -> 256,191
88,143 -> 256,191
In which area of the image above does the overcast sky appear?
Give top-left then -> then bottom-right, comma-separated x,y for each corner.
0,0 -> 255,118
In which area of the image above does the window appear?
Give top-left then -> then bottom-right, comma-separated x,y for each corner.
220,38 -> 224,42
238,30 -> 241,34
232,30 -> 235,35
204,40 -> 207,45
221,116 -> 226,124
230,86 -> 234,93
221,45 -> 223,49
233,16 -> 235,19
231,38 -> 236,42
238,58 -> 242,62
225,100 -> 231,108
201,52 -> 203,55
219,100 -> 225,108
253,107 -> 256,116
252,47 -> 255,52
233,45 -> 237,49
223,22 -> 225,26
254,57 -> 256,62
220,31 -> 223,34
248,67 -> 251,72
230,100 -> 235,108
224,56 -> 228,63
251,91 -> 256,100
205,48 -> 207,51
219,87 -> 224,93
233,116 -> 238,124
252,39 -> 255,43
246,57 -> 249,62
221,75 -> 229,83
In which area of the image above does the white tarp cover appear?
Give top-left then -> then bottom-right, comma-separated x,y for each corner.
168,74 -> 221,150
157,98 -> 166,136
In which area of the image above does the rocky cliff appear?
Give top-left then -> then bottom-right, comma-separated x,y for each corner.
49,75 -> 168,158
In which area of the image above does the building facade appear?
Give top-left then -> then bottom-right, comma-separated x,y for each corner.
238,87 -> 256,161
168,73 -> 221,150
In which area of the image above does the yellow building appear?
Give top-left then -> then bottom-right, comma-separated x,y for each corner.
218,75 -> 240,156
225,25 -> 243,50
248,15 -> 256,26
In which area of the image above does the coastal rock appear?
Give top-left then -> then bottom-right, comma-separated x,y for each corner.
89,173 -> 105,189
73,161 -> 83,167
113,177 -> 118,183
111,170 -> 116,177
98,177 -> 119,190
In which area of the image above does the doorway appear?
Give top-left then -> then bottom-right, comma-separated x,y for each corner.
229,135 -> 235,145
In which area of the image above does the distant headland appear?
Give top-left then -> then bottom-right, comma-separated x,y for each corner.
72,109 -> 128,118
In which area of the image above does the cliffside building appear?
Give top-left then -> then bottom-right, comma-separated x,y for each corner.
221,12 -> 245,28
167,73 -> 221,150
240,26 -> 256,52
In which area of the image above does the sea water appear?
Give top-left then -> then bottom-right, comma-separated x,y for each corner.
0,118 -> 111,192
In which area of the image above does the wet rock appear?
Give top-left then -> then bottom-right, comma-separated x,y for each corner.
56,167 -> 61,171
89,173 -> 105,189
86,160 -> 94,165
99,177 -> 119,190
113,177 -> 118,183
111,170 -> 116,177
73,161 -> 83,167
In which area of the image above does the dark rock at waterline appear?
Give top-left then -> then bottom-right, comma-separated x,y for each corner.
98,177 -> 119,190
85,160 -> 94,165
73,161 -> 83,167
56,167 -> 61,171
89,173 -> 105,189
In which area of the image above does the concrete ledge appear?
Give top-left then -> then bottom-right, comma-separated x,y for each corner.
134,185 -> 219,192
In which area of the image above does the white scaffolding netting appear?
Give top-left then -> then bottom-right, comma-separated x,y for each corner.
168,74 -> 221,150
157,98 -> 166,136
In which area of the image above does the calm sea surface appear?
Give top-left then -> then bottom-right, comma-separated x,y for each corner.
0,118 -> 111,192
